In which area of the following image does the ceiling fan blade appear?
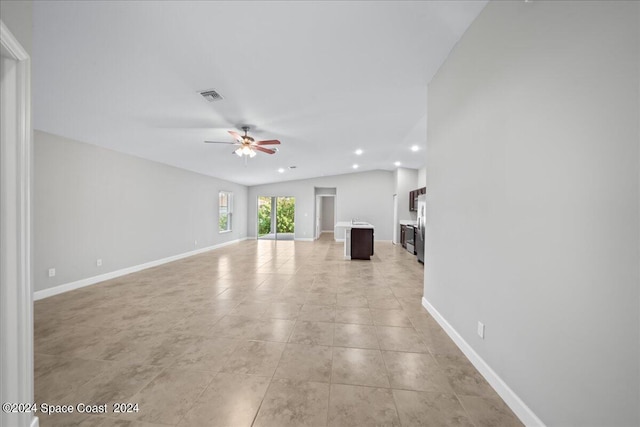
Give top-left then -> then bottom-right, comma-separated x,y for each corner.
255,139 -> 281,146
255,146 -> 276,155
228,130 -> 244,142
204,140 -> 237,144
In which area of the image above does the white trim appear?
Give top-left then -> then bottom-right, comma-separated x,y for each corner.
421,297 -> 545,427
320,230 -> 335,233
1,22 -> 29,59
34,238 -> 248,301
294,237 -> 314,242
1,20 -> 33,427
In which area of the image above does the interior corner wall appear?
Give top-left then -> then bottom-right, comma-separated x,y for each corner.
395,167 -> 418,223
247,170 -> 394,241
34,131 -> 248,293
425,1 -> 639,426
417,166 -> 426,189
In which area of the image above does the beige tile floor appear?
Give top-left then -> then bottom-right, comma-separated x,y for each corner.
34,234 -> 522,427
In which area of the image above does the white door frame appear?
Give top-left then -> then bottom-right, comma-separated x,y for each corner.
0,21 -> 35,427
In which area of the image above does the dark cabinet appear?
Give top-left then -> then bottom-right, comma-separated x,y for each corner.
351,228 -> 374,260
409,187 -> 426,211
400,225 -> 406,248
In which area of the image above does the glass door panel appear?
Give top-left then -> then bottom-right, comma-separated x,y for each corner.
276,197 -> 295,240
258,196 -> 273,239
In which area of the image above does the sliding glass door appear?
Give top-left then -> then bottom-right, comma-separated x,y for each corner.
258,196 -> 273,239
258,196 -> 295,240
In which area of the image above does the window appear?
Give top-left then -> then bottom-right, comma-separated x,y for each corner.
219,191 -> 233,232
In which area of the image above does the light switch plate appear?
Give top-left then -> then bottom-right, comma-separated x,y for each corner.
477,321 -> 485,339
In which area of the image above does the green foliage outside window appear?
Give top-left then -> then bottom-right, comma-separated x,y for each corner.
258,197 -> 295,235
258,203 -> 271,236
276,197 -> 295,233
219,191 -> 232,232
219,214 -> 228,231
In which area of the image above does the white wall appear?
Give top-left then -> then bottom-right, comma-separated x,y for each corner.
34,131 -> 248,292
417,166 -> 426,189
321,196 -> 335,231
395,167 -> 418,223
248,170 -> 394,241
425,2 -> 639,426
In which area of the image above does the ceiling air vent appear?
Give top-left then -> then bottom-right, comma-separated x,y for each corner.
199,89 -> 224,102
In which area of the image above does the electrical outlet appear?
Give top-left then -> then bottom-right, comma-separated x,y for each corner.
477,321 -> 485,339
48,268 -> 56,278
96,259 -> 102,267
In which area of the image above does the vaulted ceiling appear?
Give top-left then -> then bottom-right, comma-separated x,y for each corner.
33,1 -> 486,186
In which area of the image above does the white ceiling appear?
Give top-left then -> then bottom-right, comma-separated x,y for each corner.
33,1 -> 486,186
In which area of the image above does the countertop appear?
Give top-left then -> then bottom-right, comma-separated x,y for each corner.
399,220 -> 417,226
335,221 -> 375,229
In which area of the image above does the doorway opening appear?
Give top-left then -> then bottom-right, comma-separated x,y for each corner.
258,196 -> 295,240
315,195 -> 336,240
314,187 -> 337,240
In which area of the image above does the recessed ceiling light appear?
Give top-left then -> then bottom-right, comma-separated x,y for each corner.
352,164 -> 359,169
411,145 -> 420,152
394,161 -> 401,167
355,149 -> 363,155
278,168 -> 285,173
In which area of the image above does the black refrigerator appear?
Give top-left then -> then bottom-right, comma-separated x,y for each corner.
416,194 -> 426,263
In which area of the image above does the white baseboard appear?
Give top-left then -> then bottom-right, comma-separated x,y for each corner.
33,238 -> 249,301
421,297 -> 545,427
320,230 -> 334,233
31,416 -> 39,427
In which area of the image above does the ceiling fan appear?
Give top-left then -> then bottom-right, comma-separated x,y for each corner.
205,126 -> 280,158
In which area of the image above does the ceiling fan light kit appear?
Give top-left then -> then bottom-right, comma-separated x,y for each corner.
235,146 -> 257,157
205,126 -> 280,161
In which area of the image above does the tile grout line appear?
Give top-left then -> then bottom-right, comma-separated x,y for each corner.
250,277 -> 302,427
171,368 -> 219,427
380,346 -> 404,425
